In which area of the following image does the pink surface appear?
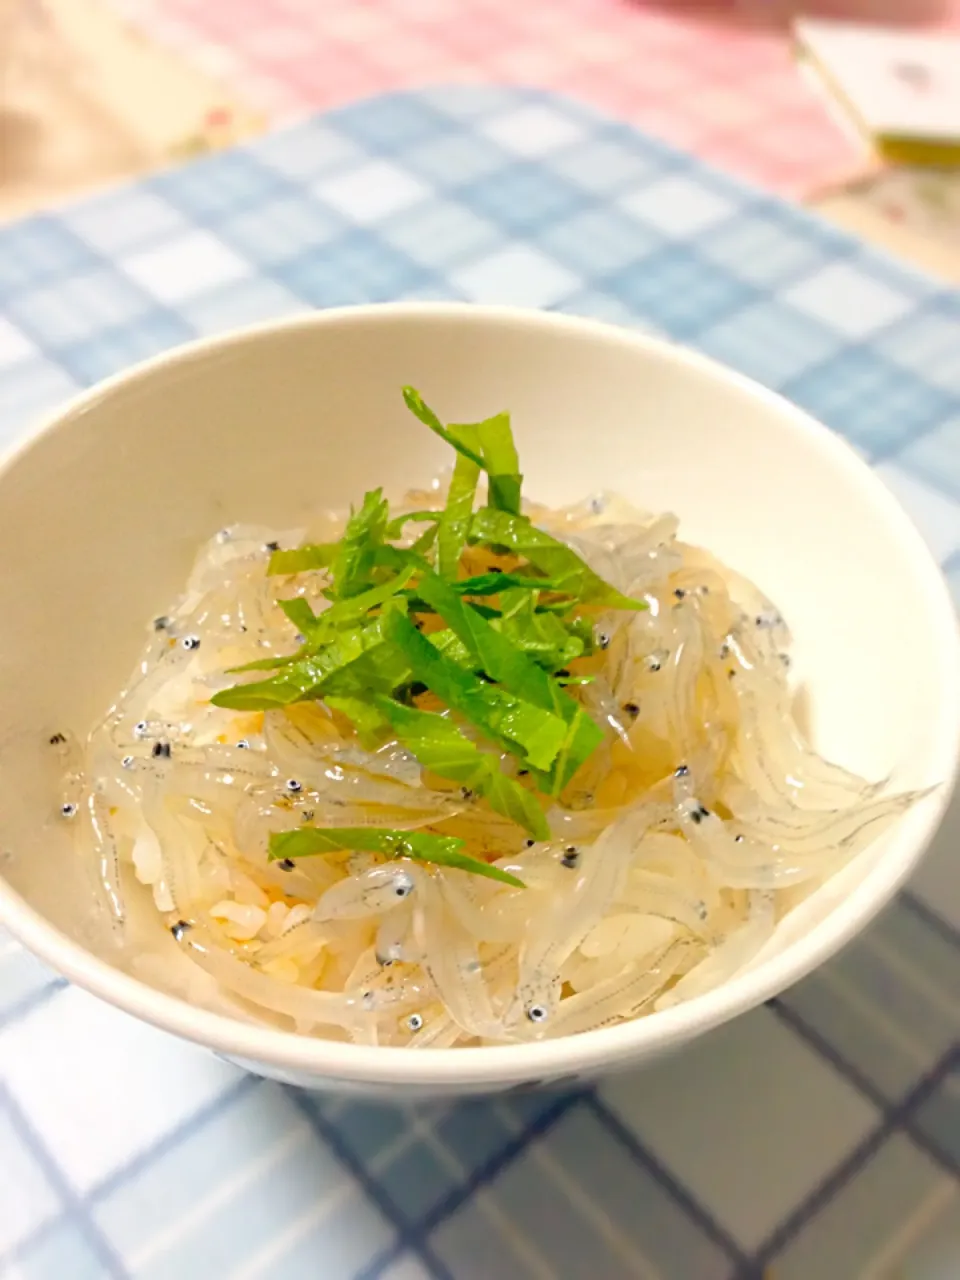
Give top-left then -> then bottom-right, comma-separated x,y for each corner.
111,0 -> 959,196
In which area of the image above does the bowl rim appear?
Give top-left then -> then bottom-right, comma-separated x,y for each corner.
2,301 -> 958,1085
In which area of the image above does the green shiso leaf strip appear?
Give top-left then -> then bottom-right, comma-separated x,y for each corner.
268,825 -> 524,888
211,386 -> 649,877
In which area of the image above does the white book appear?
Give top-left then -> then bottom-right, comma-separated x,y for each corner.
796,18 -> 960,162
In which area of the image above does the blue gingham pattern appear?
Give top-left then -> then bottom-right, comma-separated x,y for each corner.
1,87 -> 959,1279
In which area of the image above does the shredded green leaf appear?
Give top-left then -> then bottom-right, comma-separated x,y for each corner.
451,571 -> 561,597
496,590 -> 586,673
385,510 -> 440,539
469,508 -> 647,611
268,825 -> 525,887
438,450 -> 481,578
212,617 -> 389,709
277,597 -> 321,637
452,411 -> 521,515
213,385 -> 648,878
330,488 -> 390,600
411,570 -> 603,791
402,388 -> 522,515
373,695 -> 551,841
268,544 -> 337,575
402,387 -> 484,468
380,602 -> 569,774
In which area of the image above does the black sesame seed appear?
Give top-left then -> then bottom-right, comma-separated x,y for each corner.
561,846 -> 580,869
674,764 -> 690,778
170,920 -> 191,941
60,802 -> 77,818
648,658 -> 662,672
689,808 -> 703,825
278,858 -> 296,870
556,669 -> 571,679
286,778 -> 303,793
597,632 -> 611,650
734,835 -> 745,844
152,741 -> 171,759
525,839 -> 536,848
301,809 -> 315,823
517,769 -> 529,777
48,732 -> 66,746
264,540 -> 281,553
236,739 -> 250,749
621,701 -> 640,720
674,587 -> 686,599
407,1013 -> 424,1032
526,1004 -> 548,1023
181,635 -> 200,650
460,787 -> 475,801
121,755 -> 134,769
153,615 -> 170,631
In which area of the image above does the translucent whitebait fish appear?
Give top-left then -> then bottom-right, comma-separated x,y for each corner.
313,863 -> 416,921
80,791 -> 126,931
729,676 -> 883,811
65,494 -> 928,1047
547,940 -> 694,1038
171,921 -> 375,1030
619,871 -> 712,937
726,787 -> 928,856
511,806 -> 664,1028
655,915 -> 775,1011
375,904 -> 416,965
139,784 -> 206,914
413,873 -> 507,1040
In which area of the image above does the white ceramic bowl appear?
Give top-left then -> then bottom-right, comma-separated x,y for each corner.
0,304 -> 957,1097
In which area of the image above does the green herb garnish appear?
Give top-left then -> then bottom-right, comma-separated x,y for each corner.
212,388 -> 646,880
269,826 -> 525,887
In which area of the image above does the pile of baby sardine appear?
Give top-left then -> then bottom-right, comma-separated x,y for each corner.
60,492 -> 917,1047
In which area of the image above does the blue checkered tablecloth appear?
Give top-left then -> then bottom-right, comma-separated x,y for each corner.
1,87 -> 958,1280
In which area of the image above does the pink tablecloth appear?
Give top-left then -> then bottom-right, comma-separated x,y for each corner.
110,0 -> 960,196
105,0 -> 853,196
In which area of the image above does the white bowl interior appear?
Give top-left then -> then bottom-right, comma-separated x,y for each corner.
0,306 -> 956,1091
